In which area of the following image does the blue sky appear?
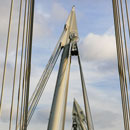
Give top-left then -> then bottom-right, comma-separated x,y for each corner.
0,0 -> 130,130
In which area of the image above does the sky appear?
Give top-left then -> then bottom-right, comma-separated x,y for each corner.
0,0 -> 130,130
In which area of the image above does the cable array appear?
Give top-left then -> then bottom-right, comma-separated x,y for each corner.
0,0 -> 35,130
112,0 -> 130,130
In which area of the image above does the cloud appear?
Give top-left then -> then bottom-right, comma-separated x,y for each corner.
90,86 -> 123,130
93,109 -> 123,130
79,33 -> 117,62
78,33 -> 119,77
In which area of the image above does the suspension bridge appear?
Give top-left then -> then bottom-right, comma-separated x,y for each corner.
0,0 -> 130,130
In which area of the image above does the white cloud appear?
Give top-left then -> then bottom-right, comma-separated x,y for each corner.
79,33 -> 117,62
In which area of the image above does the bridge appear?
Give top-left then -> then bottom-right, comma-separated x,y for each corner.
0,0 -> 130,130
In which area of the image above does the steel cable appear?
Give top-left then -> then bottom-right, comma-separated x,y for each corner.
124,0 -> 130,37
28,45 -> 60,105
27,46 -> 61,125
22,0 -> 35,129
0,0 -> 14,114
28,30 -> 65,105
112,0 -> 130,129
115,1 -> 129,129
116,0 -> 130,125
120,0 -> 130,83
28,44 -> 61,108
77,49 -> 94,130
113,1 -> 127,128
9,0 -> 23,130
15,0 -> 28,130
19,0 -> 31,129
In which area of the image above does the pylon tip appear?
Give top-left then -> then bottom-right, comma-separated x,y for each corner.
72,5 -> 75,11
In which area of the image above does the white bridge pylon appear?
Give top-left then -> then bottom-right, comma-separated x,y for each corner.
47,6 -> 94,130
47,6 -> 78,130
72,99 -> 88,130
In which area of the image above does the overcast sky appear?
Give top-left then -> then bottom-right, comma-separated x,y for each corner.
0,0 -> 130,130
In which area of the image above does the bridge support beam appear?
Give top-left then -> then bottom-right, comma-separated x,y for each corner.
78,54 -> 94,130
47,43 -> 71,130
